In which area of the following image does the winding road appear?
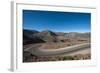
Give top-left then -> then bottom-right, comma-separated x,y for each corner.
25,43 -> 90,56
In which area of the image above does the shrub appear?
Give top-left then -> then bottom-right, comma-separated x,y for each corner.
63,56 -> 74,60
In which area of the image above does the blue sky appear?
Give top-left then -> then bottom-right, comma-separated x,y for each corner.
23,10 -> 91,32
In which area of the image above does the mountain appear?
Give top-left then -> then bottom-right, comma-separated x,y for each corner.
41,30 -> 57,36
65,32 -> 90,39
33,30 -> 58,42
23,29 -> 90,45
23,29 -> 45,45
23,29 -> 39,36
55,32 -> 66,36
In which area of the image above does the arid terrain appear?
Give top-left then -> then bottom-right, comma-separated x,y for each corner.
23,29 -> 91,62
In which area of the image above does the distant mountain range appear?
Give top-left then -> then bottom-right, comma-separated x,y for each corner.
23,29 -> 90,45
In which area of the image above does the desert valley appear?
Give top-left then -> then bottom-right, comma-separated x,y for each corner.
23,29 -> 91,62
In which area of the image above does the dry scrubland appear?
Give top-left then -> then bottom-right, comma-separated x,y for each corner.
24,53 -> 91,62
23,29 -> 91,62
